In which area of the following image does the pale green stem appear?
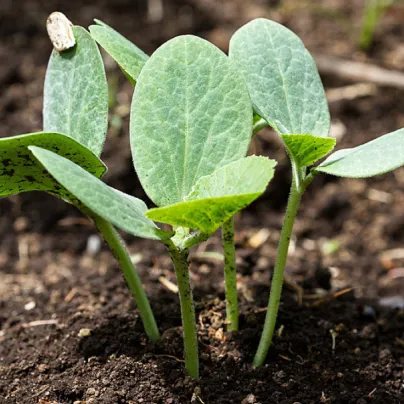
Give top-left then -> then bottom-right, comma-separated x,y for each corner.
91,213 -> 160,342
253,181 -> 302,366
167,241 -> 199,378
222,218 -> 238,331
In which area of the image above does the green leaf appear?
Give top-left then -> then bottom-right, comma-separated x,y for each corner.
131,35 -> 253,207
89,19 -> 149,85
43,26 -> 108,156
29,146 -> 171,241
146,156 -> 276,234
0,132 -> 106,198
281,134 -> 336,168
229,18 -> 330,138
315,128 -> 404,178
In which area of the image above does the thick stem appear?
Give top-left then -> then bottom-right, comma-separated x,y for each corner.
222,218 -> 238,331
253,181 -> 302,367
167,242 -> 199,378
92,214 -> 160,343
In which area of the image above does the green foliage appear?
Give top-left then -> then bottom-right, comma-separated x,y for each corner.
29,146 -> 172,241
281,134 -> 336,168
146,156 -> 276,233
315,128 -> 404,178
0,132 -> 106,198
131,35 -> 253,207
43,26 -> 108,156
229,18 -> 330,138
89,19 -> 149,85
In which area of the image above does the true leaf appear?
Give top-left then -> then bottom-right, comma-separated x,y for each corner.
43,26 -> 108,156
0,132 -> 106,198
29,146 -> 171,241
131,35 -> 253,207
315,128 -> 404,178
89,19 -> 149,85
146,156 -> 276,234
229,18 -> 330,138
281,134 -> 336,168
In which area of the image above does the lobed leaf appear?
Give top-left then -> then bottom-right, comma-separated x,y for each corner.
146,156 -> 276,234
89,19 -> 149,85
229,18 -> 330,138
315,128 -> 404,178
43,26 -> 108,156
29,147 -> 171,240
0,132 -> 106,198
131,35 -> 253,207
281,134 -> 336,168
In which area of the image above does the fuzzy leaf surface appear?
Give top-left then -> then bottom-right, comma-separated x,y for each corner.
44,26 -> 108,156
29,147 -> 170,240
131,35 -> 253,207
0,132 -> 106,198
281,134 -> 336,168
229,18 -> 330,138
146,156 -> 276,233
89,19 -> 149,85
315,128 -> 404,178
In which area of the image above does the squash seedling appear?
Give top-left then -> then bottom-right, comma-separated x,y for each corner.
88,19 -> 249,332
0,20 -> 165,343
28,24 -> 277,378
229,18 -> 404,367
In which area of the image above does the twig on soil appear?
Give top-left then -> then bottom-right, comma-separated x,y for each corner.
158,276 -> 179,293
315,54 -> 404,89
326,83 -> 377,103
22,319 -> 59,328
330,329 -> 337,353
368,388 -> 377,398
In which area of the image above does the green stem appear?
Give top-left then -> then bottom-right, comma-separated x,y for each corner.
167,241 -> 199,378
91,214 -> 160,343
222,218 -> 238,331
253,181 -> 302,367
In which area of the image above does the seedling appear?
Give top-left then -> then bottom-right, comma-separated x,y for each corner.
229,18 -> 404,366
0,16 -> 277,378
359,0 -> 393,50
0,23 -> 162,343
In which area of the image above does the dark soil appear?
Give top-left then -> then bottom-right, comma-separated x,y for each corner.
1,0 -> 403,403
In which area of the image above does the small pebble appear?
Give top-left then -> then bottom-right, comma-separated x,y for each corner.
78,328 -> 91,338
242,394 -> 257,404
86,387 -> 96,396
24,301 -> 36,311
86,234 -> 101,256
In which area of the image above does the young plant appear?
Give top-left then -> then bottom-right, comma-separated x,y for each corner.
229,18 -> 404,366
0,22 -> 163,343
88,19 -> 248,332
26,28 -> 276,378
359,0 -> 393,51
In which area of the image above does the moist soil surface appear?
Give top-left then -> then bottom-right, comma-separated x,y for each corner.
1,0 -> 404,403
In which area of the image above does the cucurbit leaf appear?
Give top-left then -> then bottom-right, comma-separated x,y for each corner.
43,26 -> 108,156
146,156 -> 276,234
229,18 -> 330,138
0,132 -> 106,198
29,146 -> 172,241
131,35 -> 253,207
314,128 -> 404,178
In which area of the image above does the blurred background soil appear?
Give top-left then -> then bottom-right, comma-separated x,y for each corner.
0,1 -> 403,403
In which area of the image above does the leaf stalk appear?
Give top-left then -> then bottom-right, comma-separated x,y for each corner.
222,217 -> 239,331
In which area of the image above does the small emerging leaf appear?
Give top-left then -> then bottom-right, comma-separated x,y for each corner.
146,156 -> 276,234
229,18 -> 330,138
29,147 -> 172,241
281,134 -> 336,168
89,19 -> 149,85
0,132 -> 106,198
315,128 -> 404,178
131,35 -> 253,207
44,26 -> 108,156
